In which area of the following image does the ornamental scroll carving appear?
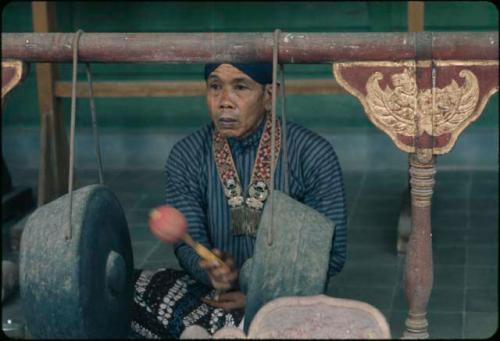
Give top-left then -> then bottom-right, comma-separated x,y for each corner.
333,61 -> 498,154
366,68 -> 479,136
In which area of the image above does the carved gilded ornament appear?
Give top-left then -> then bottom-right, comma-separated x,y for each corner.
366,68 -> 479,136
333,61 -> 498,154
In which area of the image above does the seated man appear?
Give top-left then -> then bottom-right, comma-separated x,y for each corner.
130,63 -> 347,339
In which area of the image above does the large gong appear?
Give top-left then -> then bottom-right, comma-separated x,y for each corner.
19,184 -> 134,339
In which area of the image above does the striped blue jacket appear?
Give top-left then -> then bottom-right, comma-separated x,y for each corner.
165,119 -> 347,287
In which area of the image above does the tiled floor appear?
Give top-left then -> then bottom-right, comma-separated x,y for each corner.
2,166 -> 498,338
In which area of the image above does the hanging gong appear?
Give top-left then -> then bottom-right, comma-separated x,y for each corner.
239,190 -> 335,333
19,184 -> 134,339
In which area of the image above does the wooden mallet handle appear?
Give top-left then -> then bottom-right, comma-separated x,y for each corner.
181,235 -> 229,300
181,234 -> 228,269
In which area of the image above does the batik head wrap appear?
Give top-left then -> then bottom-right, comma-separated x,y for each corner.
204,63 -> 273,85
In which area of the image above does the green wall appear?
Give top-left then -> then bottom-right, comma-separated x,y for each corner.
2,1 -> 498,131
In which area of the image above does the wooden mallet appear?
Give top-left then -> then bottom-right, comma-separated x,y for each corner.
148,205 -> 227,269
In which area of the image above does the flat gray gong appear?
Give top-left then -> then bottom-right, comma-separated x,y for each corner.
240,190 -> 335,333
19,184 -> 134,339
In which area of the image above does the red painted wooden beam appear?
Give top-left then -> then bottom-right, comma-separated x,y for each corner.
2,32 -> 498,63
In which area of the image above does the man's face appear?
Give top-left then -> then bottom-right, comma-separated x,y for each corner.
206,64 -> 272,138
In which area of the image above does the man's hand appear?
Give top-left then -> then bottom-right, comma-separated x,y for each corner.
202,291 -> 246,311
199,249 -> 238,290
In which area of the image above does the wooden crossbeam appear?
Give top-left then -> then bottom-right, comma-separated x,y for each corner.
3,32 -> 497,63
53,79 -> 346,98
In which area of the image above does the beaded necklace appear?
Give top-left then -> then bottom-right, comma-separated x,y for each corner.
213,113 -> 281,236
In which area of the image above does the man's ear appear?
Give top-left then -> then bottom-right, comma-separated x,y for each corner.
263,82 -> 280,111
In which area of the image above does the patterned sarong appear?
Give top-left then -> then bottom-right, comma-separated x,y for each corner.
129,268 -> 245,339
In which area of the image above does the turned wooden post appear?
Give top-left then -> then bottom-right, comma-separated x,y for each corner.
403,151 -> 435,338
334,55 -> 498,338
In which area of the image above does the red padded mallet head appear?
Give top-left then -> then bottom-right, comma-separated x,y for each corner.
148,205 -> 228,269
149,205 -> 188,244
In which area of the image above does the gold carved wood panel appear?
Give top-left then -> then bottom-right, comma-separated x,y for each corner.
333,61 -> 498,154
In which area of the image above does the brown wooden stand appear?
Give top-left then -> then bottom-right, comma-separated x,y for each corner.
32,1 -> 70,206
334,58 -> 498,338
403,152 -> 435,338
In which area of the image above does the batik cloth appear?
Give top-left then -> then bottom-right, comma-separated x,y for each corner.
129,268 -> 244,339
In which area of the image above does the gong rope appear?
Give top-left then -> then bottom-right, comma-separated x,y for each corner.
267,29 -> 280,246
280,63 -> 289,195
66,29 -> 104,240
